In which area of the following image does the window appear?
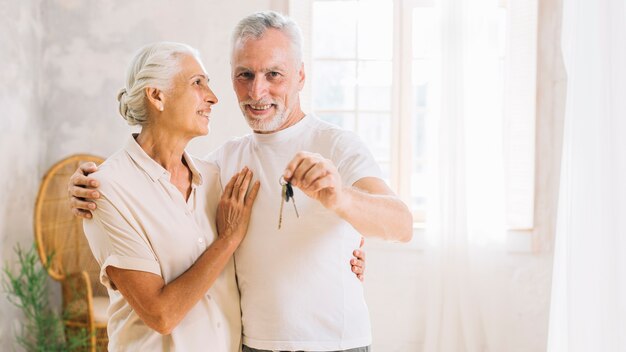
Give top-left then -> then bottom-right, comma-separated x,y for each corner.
310,0 -> 394,184
295,0 -> 537,229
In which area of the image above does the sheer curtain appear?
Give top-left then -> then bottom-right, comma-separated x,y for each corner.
421,0 -> 538,350
547,0 -> 626,351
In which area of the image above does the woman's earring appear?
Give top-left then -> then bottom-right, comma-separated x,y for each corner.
159,105 -> 164,112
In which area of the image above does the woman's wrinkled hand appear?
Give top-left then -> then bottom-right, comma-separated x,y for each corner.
216,167 -> 260,245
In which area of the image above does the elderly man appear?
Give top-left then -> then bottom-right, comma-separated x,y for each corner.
70,11 -> 412,352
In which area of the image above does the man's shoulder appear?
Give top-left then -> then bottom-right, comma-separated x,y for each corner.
306,115 -> 357,137
222,134 -> 254,149
205,134 -> 253,161
190,157 -> 220,178
191,156 -> 219,170
305,115 -> 364,148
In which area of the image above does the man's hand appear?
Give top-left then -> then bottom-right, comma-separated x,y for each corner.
283,151 -> 345,211
351,237 -> 366,281
68,162 -> 100,219
284,152 -> 413,242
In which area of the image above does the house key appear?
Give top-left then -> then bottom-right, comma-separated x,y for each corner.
278,176 -> 300,229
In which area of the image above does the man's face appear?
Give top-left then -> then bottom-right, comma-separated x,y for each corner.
231,28 -> 305,133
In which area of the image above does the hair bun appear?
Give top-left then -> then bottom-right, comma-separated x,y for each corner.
117,87 -> 127,101
117,87 -> 134,123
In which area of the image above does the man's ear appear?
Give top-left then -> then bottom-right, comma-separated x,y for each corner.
298,62 -> 306,91
145,87 -> 165,111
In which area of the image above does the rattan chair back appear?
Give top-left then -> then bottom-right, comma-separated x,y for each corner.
34,154 -> 107,296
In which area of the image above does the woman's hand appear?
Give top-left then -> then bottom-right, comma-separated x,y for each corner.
216,167 -> 260,245
351,237 -> 366,281
105,168 -> 259,335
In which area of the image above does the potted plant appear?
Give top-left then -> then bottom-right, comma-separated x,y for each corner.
3,244 -> 90,351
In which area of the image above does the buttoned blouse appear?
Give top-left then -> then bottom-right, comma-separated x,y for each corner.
83,136 -> 241,352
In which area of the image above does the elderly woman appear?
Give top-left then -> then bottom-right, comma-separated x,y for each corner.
82,42 -> 258,351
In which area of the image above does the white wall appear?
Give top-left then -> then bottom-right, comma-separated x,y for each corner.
364,240 -> 555,351
0,0 -> 564,351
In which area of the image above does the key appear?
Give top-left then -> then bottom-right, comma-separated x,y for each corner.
278,182 -> 286,229
278,176 -> 300,230
285,182 -> 300,218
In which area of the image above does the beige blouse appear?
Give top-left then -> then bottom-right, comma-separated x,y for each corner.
83,136 -> 241,352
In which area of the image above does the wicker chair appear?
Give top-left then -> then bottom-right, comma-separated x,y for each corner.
34,154 -> 109,352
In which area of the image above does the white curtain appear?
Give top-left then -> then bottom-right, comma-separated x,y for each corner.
547,0 -> 626,351
421,0 -> 536,350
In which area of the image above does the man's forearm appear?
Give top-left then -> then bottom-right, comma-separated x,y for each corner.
335,187 -> 413,242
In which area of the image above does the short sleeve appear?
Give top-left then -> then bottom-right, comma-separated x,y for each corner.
332,130 -> 384,187
83,193 -> 161,290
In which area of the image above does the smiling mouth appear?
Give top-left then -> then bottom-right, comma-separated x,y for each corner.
248,104 -> 273,111
197,111 -> 210,125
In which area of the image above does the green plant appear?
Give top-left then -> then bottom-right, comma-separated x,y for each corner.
2,244 -> 90,352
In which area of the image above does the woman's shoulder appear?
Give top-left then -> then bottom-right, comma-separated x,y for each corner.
91,149 -> 138,193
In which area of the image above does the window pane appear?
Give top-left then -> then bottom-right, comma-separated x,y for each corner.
313,1 -> 357,58
411,8 -> 439,219
312,60 -> 356,110
413,59 -> 438,109
357,0 -> 393,60
412,59 -> 435,168
487,8 -> 507,58
412,59 -> 432,86
411,163 -> 427,211
377,161 -> 392,186
412,7 -> 440,58
357,60 -> 392,111
317,112 -> 356,130
356,113 -> 390,161
412,111 -> 426,160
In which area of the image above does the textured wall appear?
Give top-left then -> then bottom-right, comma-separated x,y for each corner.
40,0 -> 273,168
0,0 -> 43,347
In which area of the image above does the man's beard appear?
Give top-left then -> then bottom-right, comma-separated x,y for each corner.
240,101 -> 290,132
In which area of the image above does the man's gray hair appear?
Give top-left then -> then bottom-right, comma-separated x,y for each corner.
117,42 -> 200,126
232,11 -> 303,63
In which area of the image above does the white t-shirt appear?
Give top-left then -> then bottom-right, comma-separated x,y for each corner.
83,136 -> 241,352
209,114 -> 382,351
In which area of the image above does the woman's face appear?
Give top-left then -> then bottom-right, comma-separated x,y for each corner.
159,54 -> 218,138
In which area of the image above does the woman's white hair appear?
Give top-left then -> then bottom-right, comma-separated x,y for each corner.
231,11 -> 303,63
117,42 -> 200,126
